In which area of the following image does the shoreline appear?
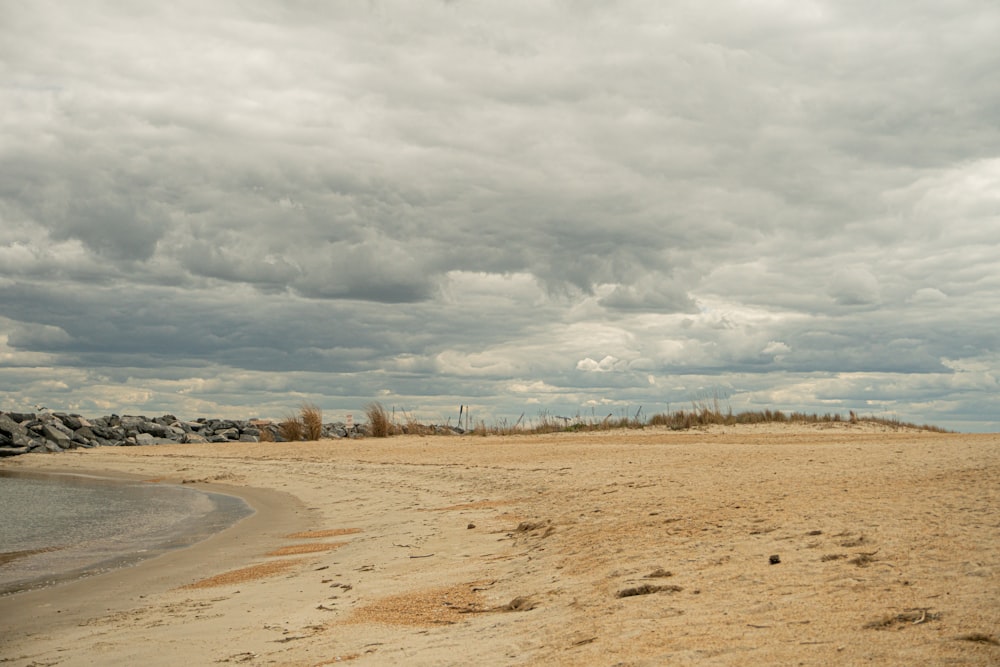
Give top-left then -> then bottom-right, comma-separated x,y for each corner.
0,465 -> 316,639
0,468 -> 253,596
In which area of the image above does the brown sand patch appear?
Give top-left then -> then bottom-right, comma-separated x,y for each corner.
284,528 -> 362,539
341,583 -> 486,626
179,558 -> 304,589
267,542 -> 348,557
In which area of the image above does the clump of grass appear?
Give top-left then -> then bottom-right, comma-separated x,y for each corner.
279,413 -> 303,442
300,403 -> 323,441
365,401 -> 391,438
259,426 -> 275,442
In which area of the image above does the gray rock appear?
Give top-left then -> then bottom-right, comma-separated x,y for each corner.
0,414 -> 37,447
120,416 -> 172,438
0,446 -> 29,456
238,434 -> 259,442
215,428 -> 240,440
41,423 -> 73,446
135,433 -> 156,446
56,413 -> 89,430
182,432 -> 209,444
40,416 -> 74,437
74,426 -> 97,441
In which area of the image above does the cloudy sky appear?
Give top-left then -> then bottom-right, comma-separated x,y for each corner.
2,1 -> 998,431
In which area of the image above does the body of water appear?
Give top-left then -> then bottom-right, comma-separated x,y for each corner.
0,470 -> 252,595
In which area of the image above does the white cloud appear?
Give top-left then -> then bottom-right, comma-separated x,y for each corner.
1,1 -> 998,431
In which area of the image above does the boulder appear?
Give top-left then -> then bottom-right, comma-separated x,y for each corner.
55,413 -> 89,430
1,414 -> 38,447
41,423 -> 73,447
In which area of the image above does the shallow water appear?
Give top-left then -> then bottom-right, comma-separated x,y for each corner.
0,470 -> 252,595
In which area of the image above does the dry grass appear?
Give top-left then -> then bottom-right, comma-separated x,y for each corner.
179,558 -> 304,589
279,413 -> 303,442
266,542 -> 348,557
365,401 -> 392,438
301,403 -> 323,441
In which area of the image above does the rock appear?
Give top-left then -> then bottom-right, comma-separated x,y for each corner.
55,413 -> 89,430
174,420 -> 202,432
41,423 -> 73,447
0,446 -> 29,456
134,433 -> 177,446
0,414 -> 39,447
183,432 -> 209,444
238,434 -> 259,442
215,428 -> 240,440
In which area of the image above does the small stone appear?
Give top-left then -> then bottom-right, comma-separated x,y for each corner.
769,554 -> 781,564
467,523 -> 476,529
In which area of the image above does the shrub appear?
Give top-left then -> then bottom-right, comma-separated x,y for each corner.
365,401 -> 391,438
300,403 -> 323,441
279,414 -> 303,442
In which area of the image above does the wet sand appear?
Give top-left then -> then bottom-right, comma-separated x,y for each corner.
0,423 -> 997,666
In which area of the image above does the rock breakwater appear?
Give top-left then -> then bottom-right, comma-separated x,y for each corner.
0,410 -> 463,457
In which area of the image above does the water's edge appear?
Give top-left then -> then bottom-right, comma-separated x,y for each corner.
0,469 -> 253,596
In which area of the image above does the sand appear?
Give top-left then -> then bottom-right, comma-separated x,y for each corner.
0,422 -> 997,666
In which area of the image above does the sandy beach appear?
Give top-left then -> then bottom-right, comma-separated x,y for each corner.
1,423 -> 998,666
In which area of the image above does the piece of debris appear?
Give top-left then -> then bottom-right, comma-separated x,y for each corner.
864,608 -> 940,629
467,523 -> 476,529
645,567 -> 673,578
616,583 -> 683,598
516,520 -> 549,533
502,596 -> 537,611
849,550 -> 879,567
769,554 -> 781,564
956,633 -> 1000,646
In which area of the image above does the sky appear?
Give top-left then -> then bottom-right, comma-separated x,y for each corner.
1,1 -> 999,432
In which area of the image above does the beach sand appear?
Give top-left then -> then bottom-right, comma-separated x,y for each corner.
0,423 -> 997,666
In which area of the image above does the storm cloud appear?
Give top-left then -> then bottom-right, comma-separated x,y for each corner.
2,1 -> 998,430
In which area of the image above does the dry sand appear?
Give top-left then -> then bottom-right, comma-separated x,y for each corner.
0,423 -> 997,666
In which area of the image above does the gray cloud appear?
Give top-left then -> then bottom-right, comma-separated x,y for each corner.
1,1 -> 998,431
